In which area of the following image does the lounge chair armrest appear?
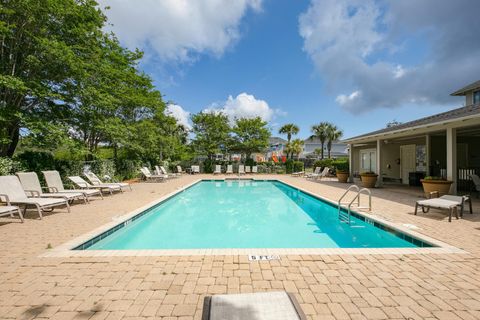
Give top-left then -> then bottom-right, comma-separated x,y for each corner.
0,194 -> 11,205
43,187 -> 58,193
25,190 -> 41,197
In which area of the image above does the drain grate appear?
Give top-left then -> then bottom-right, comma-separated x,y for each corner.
248,255 -> 280,261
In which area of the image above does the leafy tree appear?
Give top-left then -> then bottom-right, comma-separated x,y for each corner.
279,123 -> 299,159
311,122 -> 330,159
0,0 -> 108,156
232,117 -> 270,161
326,125 -> 343,159
191,111 -> 231,158
313,148 -> 322,159
286,139 -> 304,160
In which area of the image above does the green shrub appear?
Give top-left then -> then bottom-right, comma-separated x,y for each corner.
16,151 -> 56,173
332,158 -> 349,172
203,158 -> 214,173
285,159 -> 294,174
313,158 -> 334,170
293,161 -> 304,173
0,157 -> 24,175
245,158 -> 256,167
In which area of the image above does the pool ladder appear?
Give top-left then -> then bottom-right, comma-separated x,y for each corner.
337,185 -> 372,224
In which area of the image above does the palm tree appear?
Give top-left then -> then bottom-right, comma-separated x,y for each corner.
311,122 -> 330,159
326,125 -> 343,159
279,123 -> 299,159
286,139 -> 304,160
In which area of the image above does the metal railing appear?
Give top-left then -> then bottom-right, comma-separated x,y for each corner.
337,185 -> 372,224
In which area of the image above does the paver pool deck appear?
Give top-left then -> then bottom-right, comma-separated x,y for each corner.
1,174 -> 480,320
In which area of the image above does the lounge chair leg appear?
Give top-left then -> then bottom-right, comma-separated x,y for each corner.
17,208 -> 24,223
414,202 -> 418,215
455,206 -> 459,220
35,204 -> 43,219
469,197 -> 473,214
66,201 -> 70,213
83,195 -> 88,204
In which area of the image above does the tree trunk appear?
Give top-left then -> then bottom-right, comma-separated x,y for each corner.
0,124 -> 20,157
320,142 -> 324,159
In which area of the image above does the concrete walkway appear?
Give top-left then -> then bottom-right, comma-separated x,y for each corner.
1,174 -> 479,319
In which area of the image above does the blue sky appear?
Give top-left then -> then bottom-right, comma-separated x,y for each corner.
100,0 -> 480,139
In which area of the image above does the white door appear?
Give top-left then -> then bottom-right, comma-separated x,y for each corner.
359,149 -> 377,173
400,144 -> 416,184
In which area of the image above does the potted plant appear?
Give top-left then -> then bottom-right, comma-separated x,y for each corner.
335,160 -> 349,183
421,176 -> 453,197
360,171 -> 378,188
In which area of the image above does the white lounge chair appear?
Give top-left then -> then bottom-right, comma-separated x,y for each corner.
213,165 -> 222,175
310,167 -> 330,180
42,170 -> 103,201
191,165 -> 200,174
160,165 -> 179,178
140,167 -> 165,182
226,165 -> 233,174
176,165 -> 185,175
0,176 -> 69,219
305,167 -> 321,179
245,166 -> 251,174
202,291 -> 306,320
0,197 -> 24,222
155,166 -> 173,179
68,176 -> 121,194
238,165 -> 245,175
85,171 -> 131,191
17,172 -> 87,204
291,171 -> 305,177
415,197 -> 460,222
252,166 -> 258,174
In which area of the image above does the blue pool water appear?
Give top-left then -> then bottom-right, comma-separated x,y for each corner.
84,180 -> 429,250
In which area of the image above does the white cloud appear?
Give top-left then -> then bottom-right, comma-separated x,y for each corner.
336,90 -> 361,106
205,93 -> 283,123
166,104 -> 191,129
299,0 -> 480,112
98,0 -> 262,63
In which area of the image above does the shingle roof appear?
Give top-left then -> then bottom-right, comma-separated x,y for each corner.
451,80 -> 480,96
343,104 -> 480,142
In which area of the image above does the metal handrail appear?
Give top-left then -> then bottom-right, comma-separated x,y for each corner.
337,185 -> 360,223
338,186 -> 372,224
347,188 -> 372,213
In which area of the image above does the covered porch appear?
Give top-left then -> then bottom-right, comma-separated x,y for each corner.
344,107 -> 480,195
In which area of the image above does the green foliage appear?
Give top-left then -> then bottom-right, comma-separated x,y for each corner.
191,112 -> 231,158
313,158 -> 333,169
333,158 -> 349,172
285,139 -> 304,159
16,151 -> 56,173
203,158 -> 214,174
0,157 -> 24,175
285,160 -> 304,174
232,117 -> 270,160
293,161 -> 304,173
245,158 -> 256,167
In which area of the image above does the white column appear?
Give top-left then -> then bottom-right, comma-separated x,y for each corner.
425,134 -> 430,176
446,127 -> 457,194
376,139 -> 383,187
348,144 -> 354,183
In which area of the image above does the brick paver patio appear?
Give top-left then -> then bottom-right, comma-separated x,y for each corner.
1,175 -> 480,320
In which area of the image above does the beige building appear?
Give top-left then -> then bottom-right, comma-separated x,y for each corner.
343,80 -> 480,194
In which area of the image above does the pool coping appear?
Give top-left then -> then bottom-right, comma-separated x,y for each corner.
41,178 -> 466,257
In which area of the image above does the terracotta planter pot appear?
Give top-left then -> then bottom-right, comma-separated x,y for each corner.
360,173 -> 378,188
336,171 -> 349,183
421,179 -> 453,197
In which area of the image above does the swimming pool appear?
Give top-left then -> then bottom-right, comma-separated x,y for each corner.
75,180 -> 433,250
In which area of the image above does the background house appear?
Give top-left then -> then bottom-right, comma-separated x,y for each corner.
300,137 -> 348,159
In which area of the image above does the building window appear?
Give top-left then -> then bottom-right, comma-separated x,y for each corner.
474,90 -> 480,105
